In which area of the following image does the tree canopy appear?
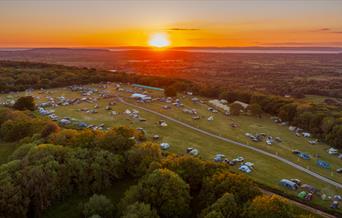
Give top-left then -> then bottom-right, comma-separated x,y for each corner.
13,96 -> 35,111
120,169 -> 191,218
245,195 -> 294,218
82,194 -> 114,218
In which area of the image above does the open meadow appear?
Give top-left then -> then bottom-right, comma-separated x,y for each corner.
1,82 -> 341,212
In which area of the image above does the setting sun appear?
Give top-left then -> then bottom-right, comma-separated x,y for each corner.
148,33 -> 170,48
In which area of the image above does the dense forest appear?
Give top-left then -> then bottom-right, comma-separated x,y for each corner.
0,61 -> 191,93
0,60 -> 341,148
0,48 -> 341,98
0,105 -> 317,218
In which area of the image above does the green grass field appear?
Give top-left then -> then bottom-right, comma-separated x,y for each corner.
1,83 -> 341,212
125,96 -> 342,184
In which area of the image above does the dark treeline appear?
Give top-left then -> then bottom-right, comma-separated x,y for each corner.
0,61 -> 193,93
1,49 -> 342,98
0,107 -> 313,218
0,60 -> 341,148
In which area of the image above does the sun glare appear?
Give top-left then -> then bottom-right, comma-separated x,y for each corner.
148,33 -> 170,48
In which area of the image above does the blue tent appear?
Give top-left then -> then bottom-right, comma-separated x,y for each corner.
214,154 -> 225,162
298,152 -> 310,160
280,179 -> 298,190
317,160 -> 330,169
78,122 -> 88,128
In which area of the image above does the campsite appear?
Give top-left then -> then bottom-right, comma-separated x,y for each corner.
2,1 -> 342,217
1,82 -> 341,212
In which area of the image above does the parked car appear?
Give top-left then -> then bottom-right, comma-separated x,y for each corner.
233,156 -> 244,162
214,154 -> 225,162
298,152 -> 311,160
331,201 -> 339,209
292,150 -> 301,155
290,179 -> 302,185
301,184 -> 317,193
239,165 -> 252,173
280,179 -> 298,190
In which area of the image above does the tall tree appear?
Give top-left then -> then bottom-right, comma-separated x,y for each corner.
164,85 -> 177,97
82,194 -> 114,218
126,142 -> 162,177
248,103 -> 263,118
229,103 -> 244,116
244,195 -> 294,218
120,169 -> 191,218
198,172 -> 261,209
122,202 -> 159,218
13,96 -> 35,111
200,193 -> 238,218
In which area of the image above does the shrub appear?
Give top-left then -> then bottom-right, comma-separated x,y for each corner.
120,169 -> 191,218
122,202 -> 159,218
13,96 -> 35,111
82,194 -> 114,218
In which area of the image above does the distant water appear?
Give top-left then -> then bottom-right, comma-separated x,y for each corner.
0,48 -> 31,51
1,48 -> 340,54
107,48 -> 342,54
175,49 -> 342,54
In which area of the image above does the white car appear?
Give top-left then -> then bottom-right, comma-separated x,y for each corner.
239,165 -> 252,173
189,149 -> 199,156
233,156 -> 244,162
160,143 -> 170,150
244,162 -> 254,168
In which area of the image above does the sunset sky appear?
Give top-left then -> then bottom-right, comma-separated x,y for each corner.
1,0 -> 342,48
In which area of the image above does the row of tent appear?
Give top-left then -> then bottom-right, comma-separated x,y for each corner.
292,150 -> 332,169
280,179 -> 341,209
213,154 -> 254,173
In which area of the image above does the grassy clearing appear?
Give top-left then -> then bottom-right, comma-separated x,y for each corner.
130,97 -> 342,184
1,84 -> 341,211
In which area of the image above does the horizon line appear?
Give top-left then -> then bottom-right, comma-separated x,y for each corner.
1,46 -> 342,50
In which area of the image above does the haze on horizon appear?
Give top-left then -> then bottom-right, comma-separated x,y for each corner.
1,0 -> 342,48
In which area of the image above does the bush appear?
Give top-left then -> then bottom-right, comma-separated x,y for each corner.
0,119 -> 34,142
164,85 -> 177,97
82,194 -> 114,218
229,103 -> 244,116
41,121 -> 60,138
13,96 -> 35,111
161,155 -> 228,194
96,127 -> 138,153
248,103 -> 263,118
0,118 -> 47,142
122,202 -> 159,218
198,172 -> 261,209
200,193 -> 238,218
120,169 -> 191,218
126,142 -> 162,177
244,195 -> 294,218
